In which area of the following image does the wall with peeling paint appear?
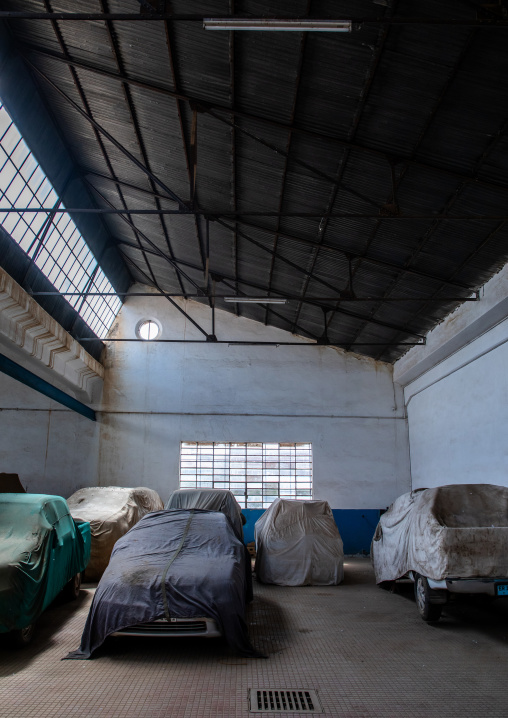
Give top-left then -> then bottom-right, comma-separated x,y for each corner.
97,287 -> 410,509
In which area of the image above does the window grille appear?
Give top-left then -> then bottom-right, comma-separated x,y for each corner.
180,442 -> 313,508
0,101 -> 121,339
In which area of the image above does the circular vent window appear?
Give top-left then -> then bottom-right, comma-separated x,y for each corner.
137,320 -> 160,341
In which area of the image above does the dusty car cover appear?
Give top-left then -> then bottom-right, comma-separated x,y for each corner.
371,484 -> 508,583
0,494 -> 90,633
254,499 -> 344,586
66,509 -> 261,659
67,486 -> 164,580
166,488 -> 245,541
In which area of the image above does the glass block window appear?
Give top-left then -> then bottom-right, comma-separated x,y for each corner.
180,442 -> 313,508
0,101 -> 121,338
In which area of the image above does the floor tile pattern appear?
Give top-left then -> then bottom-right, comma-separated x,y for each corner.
1,558 -> 507,717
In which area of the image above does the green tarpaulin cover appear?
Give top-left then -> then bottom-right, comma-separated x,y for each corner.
0,493 -> 90,632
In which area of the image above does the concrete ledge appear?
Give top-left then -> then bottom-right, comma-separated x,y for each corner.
0,266 -> 104,403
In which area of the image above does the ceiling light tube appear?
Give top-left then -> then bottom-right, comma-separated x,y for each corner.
223,296 -> 288,304
203,18 -> 352,32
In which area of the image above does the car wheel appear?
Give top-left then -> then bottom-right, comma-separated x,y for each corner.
62,572 -> 82,601
414,574 -> 443,622
12,623 -> 36,647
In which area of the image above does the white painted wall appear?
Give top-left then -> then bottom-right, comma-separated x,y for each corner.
97,286 -> 410,508
395,264 -> 508,490
0,371 -> 100,496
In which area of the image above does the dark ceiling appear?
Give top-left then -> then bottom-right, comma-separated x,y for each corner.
2,0 -> 508,362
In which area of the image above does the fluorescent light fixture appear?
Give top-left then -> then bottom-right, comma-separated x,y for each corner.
223,296 -> 288,304
203,18 -> 352,32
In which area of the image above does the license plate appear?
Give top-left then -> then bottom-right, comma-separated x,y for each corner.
496,583 -> 508,596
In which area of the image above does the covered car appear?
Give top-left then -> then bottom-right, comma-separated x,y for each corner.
165,488 -> 246,541
371,483 -> 508,621
66,509 -> 260,659
67,486 -> 164,580
254,499 -> 344,586
0,493 -> 91,645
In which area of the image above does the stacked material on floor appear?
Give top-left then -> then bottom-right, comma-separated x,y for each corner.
371,483 -> 508,583
255,499 -> 344,586
67,486 -> 163,580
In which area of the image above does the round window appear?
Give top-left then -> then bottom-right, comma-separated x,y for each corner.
137,320 -> 160,341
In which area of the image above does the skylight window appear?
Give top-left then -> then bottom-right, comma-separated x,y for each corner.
0,101 -> 121,339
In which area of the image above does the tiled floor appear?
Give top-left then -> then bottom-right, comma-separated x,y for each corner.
1,557 -> 508,717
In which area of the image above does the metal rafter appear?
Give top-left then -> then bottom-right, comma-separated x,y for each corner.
120,252 -> 210,338
265,1 -> 310,327
115,233 -> 425,338
20,43 -> 508,199
291,1 -> 396,337
375,219 -> 508,361
343,27 -> 477,351
162,6 -> 208,277
229,0 -> 239,317
7,206 -> 508,220
100,0 -> 186,296
26,291 -> 478,302
38,0 -> 151,290
372,119 -> 508,361
86,182 -> 206,295
24,58 -> 189,208
2,11 -> 507,26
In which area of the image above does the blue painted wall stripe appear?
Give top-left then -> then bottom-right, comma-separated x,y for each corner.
0,352 -> 96,421
242,507 -> 380,555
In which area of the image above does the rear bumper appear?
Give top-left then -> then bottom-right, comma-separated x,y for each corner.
427,577 -> 508,596
111,617 -> 222,638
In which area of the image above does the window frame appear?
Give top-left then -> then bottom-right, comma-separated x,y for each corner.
180,442 -> 313,509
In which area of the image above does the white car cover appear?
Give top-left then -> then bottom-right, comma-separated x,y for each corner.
67,486 -> 164,580
254,499 -> 344,586
372,484 -> 508,583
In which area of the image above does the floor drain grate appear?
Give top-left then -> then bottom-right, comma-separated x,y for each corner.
248,688 -> 323,713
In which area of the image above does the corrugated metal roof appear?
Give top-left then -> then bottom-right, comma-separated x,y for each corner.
2,0 -> 508,360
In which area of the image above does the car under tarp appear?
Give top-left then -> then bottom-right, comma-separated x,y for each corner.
66,509 -> 261,659
0,493 -> 90,633
371,483 -> 508,583
166,488 -> 245,541
254,499 -> 344,586
67,486 -> 164,580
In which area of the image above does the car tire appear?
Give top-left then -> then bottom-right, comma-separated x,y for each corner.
414,574 -> 443,622
11,623 -> 36,647
62,572 -> 82,601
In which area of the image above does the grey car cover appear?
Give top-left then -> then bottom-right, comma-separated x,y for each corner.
66,509 -> 260,659
371,483 -> 508,583
166,488 -> 245,541
254,499 -> 344,586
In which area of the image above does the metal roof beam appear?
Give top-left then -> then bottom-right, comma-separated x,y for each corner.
291,2 -> 395,335
3,12 -> 508,26
116,236 -> 426,339
86,183 -> 206,297
99,0 -> 187,297
120,253 -> 210,338
20,43 -> 508,199
25,58 -> 189,210
265,5 -> 309,327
